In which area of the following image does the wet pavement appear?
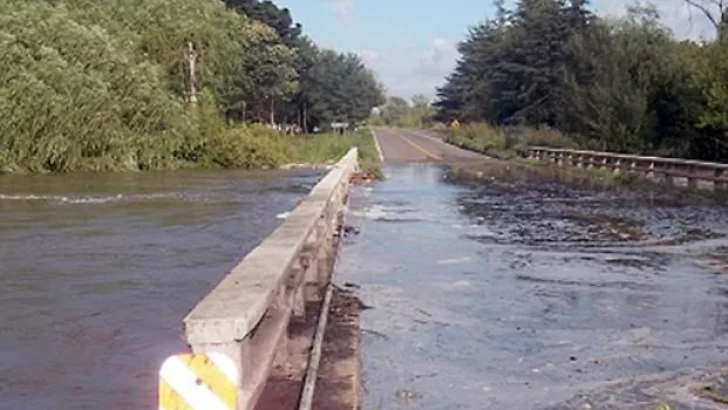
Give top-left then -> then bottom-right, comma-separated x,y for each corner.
334,162 -> 728,409
0,168 -> 325,410
372,127 -> 484,163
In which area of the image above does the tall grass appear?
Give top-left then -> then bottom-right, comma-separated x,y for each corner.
443,122 -> 577,159
291,129 -> 383,178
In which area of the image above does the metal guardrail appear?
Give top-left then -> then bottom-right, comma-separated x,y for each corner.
160,148 -> 359,410
525,146 -> 728,190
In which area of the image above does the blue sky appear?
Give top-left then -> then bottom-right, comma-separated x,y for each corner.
276,0 -> 715,101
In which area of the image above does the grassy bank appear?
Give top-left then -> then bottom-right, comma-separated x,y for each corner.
0,107 -> 381,177
440,121 -> 653,189
450,158 -> 650,189
290,129 -> 383,178
442,122 -> 577,159
448,151 -> 728,204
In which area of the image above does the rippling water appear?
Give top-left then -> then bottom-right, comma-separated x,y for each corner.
338,163 -> 728,410
0,168 -> 325,410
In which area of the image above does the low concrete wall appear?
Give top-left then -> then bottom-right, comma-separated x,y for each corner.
526,146 -> 728,190
182,148 -> 359,410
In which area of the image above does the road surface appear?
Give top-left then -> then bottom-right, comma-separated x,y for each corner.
335,133 -> 728,409
372,127 -> 484,162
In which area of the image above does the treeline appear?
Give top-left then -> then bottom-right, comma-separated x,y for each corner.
435,0 -> 728,162
0,0 -> 384,172
370,95 -> 436,128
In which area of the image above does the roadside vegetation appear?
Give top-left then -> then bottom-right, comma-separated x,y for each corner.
432,0 -> 728,164
443,123 -> 577,159
0,0 -> 384,174
369,95 -> 436,129
292,130 -> 383,178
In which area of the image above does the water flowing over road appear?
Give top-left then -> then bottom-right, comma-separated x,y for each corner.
0,168 -> 326,410
332,129 -> 728,409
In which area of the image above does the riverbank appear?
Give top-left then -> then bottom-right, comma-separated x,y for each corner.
417,123 -> 725,201
0,126 -> 382,178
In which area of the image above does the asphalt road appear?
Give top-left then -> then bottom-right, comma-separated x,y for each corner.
372,127 -> 485,163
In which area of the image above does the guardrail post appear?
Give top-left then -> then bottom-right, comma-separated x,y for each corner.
613,158 -> 621,174
663,164 -> 674,187
287,259 -> 306,318
716,169 -> 726,190
302,227 -> 322,303
524,146 -> 726,191
687,172 -> 697,189
646,161 -> 655,179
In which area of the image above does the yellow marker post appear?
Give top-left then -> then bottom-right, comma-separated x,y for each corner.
159,352 -> 238,410
450,119 -> 460,132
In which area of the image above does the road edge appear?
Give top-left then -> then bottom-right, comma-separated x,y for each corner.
369,127 -> 385,162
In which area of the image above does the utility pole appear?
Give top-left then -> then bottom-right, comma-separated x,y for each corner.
183,41 -> 198,106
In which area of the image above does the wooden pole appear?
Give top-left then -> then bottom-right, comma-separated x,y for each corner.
184,41 -> 198,106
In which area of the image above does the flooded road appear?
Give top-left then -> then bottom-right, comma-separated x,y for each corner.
0,168 -> 325,410
335,162 -> 728,409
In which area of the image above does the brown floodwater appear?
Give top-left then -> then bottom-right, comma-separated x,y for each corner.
336,162 -> 728,409
0,168 -> 325,410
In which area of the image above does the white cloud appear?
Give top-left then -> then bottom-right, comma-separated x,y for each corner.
596,0 -> 717,40
325,0 -> 353,20
368,2 -> 720,101
357,50 -> 382,68
417,37 -> 459,76
360,38 -> 459,101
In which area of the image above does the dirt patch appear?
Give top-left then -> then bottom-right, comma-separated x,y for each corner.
254,301 -> 322,410
312,287 -> 362,410
350,171 -> 377,185
255,287 -> 364,410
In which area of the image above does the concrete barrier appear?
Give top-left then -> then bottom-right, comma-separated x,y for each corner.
181,147 -> 359,410
526,146 -> 728,190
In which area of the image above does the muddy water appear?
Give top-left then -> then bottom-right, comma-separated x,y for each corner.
0,168 -> 325,410
336,163 -> 728,409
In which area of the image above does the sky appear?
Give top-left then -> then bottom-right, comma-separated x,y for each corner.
276,0 -> 717,101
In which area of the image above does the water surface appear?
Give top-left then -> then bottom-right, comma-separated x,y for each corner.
0,168 -> 325,410
337,163 -> 728,409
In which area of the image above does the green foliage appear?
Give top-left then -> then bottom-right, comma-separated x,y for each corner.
0,1 -> 192,172
0,0 -> 384,173
225,3 -> 385,129
436,0 -> 728,163
206,125 -> 293,169
291,130 -> 383,178
375,95 -> 436,128
444,122 -> 575,159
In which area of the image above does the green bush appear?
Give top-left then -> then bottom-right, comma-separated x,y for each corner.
444,122 -> 576,158
207,126 -> 292,169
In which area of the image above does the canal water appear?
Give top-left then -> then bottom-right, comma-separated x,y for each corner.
0,168 -> 326,410
336,163 -> 728,409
